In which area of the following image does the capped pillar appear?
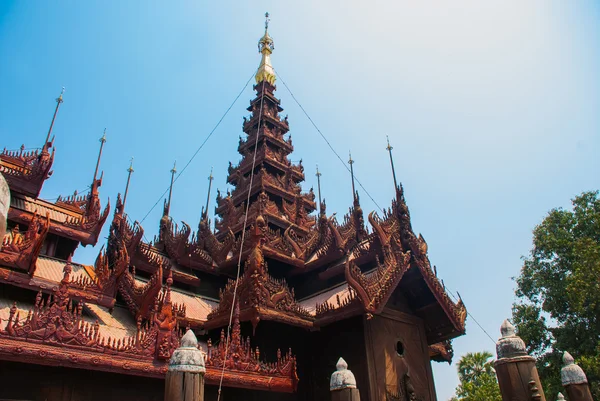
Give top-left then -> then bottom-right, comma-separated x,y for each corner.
561,352 -> 594,401
494,319 -> 546,401
330,358 -> 360,401
165,330 -> 205,401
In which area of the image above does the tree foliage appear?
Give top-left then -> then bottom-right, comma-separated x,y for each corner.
512,190 -> 600,398
450,351 -> 501,401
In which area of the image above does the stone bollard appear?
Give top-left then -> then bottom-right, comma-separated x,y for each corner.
494,319 -> 546,401
330,357 -> 360,401
165,330 -> 205,401
0,174 -> 9,244
561,352 -> 594,401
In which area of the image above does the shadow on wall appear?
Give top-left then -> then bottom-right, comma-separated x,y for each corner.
0,173 -> 10,241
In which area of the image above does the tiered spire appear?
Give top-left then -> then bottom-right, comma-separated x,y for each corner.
215,14 -> 316,239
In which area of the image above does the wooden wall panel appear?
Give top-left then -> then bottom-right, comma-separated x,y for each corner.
363,308 -> 436,401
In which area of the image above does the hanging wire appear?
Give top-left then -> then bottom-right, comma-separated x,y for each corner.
446,289 -> 496,345
138,69 -> 258,225
274,67 -> 498,349
41,186 -> 91,203
273,68 -> 384,213
216,78 -> 268,401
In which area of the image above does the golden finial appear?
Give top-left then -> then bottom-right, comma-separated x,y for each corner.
256,12 -> 276,85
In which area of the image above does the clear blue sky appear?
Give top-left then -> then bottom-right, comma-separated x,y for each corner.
1,1 -> 599,399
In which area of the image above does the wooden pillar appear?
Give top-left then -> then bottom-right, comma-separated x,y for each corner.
561,352 -> 594,401
494,319 -> 546,401
330,357 -> 360,401
0,174 -> 9,243
165,330 -> 205,401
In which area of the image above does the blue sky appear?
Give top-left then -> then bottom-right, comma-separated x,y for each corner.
1,1 -> 599,399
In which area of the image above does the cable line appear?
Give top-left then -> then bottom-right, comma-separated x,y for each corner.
138,69 -> 257,225
216,78 -> 267,401
273,68 -> 384,213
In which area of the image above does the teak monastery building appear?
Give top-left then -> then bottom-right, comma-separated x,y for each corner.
0,16 -> 466,401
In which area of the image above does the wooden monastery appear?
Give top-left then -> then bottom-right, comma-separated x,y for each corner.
0,16 -> 466,401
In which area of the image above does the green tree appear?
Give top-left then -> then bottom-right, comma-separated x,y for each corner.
512,190 -> 600,398
450,351 -> 501,401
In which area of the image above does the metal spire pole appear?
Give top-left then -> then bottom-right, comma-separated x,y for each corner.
44,87 -> 65,148
386,136 -> 399,190
202,167 -> 214,221
348,151 -> 356,201
316,165 -> 323,215
123,157 -> 134,209
166,161 -> 177,216
93,129 -> 107,184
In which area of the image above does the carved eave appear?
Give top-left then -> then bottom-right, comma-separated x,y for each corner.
228,152 -> 304,187
390,185 -> 467,340
429,340 -> 454,364
413,258 -> 467,338
132,242 -> 201,286
0,262 -> 115,309
9,192 -> 110,247
0,336 -> 297,392
312,287 -> 363,327
0,211 -> 50,275
238,131 -> 292,155
118,265 -> 164,320
0,145 -> 54,197
343,212 -> 412,316
217,173 -> 316,217
157,216 -> 238,274
0,268 -> 298,393
206,217 -> 314,331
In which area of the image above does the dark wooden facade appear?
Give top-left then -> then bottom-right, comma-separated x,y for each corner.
0,19 -> 465,401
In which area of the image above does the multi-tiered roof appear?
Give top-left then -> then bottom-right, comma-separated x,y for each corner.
0,15 -> 465,395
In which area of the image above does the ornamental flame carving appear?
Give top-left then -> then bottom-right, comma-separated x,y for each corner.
2,260 -> 179,360
345,211 -> 411,315
206,216 -> 312,331
61,176 -> 110,246
1,211 -> 50,275
0,142 -> 54,197
206,301 -> 298,390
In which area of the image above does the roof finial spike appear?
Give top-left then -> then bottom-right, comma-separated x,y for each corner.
265,12 -> 270,31
202,167 -> 214,222
43,87 -> 65,151
386,136 -> 399,192
316,165 -> 324,215
348,151 -> 357,202
122,157 -> 134,210
165,160 -> 177,217
91,129 -> 107,195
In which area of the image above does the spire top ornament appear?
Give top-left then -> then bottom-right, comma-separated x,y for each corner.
386,136 -> 399,191
256,12 -> 276,85
122,157 -> 134,210
44,87 -> 66,150
165,160 -> 177,217
348,151 -> 357,202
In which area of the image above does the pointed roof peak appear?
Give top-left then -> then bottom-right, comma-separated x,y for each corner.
256,12 -> 276,85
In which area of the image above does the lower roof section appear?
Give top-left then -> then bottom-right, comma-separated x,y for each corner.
0,337 -> 296,393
